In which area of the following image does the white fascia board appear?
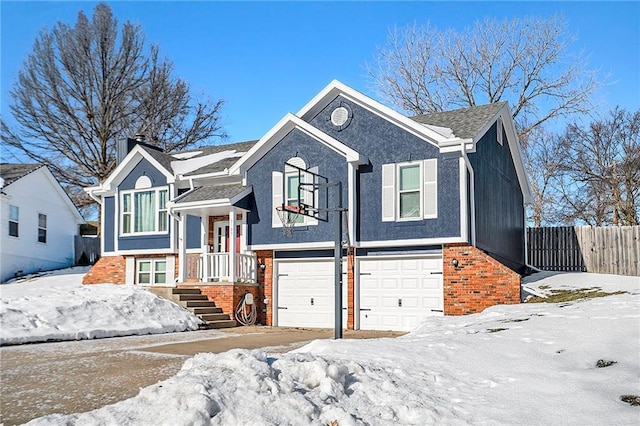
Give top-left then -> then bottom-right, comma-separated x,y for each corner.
296,80 -> 447,148
104,248 -> 177,256
168,199 -> 232,210
101,145 -> 174,191
356,237 -> 467,249
439,138 -> 475,154
230,113 -> 366,174
500,106 -> 533,204
40,166 -> 85,223
248,241 -> 334,251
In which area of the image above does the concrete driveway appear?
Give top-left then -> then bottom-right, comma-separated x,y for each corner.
0,326 -> 403,425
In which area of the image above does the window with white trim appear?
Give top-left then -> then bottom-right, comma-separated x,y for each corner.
8,205 -> 19,237
271,157 -> 318,228
38,213 -> 47,243
121,187 -> 169,235
137,259 -> 167,285
381,159 -> 438,222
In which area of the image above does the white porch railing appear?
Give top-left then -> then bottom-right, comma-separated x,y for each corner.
200,252 -> 257,283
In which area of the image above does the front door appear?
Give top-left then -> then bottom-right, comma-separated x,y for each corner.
213,221 -> 241,253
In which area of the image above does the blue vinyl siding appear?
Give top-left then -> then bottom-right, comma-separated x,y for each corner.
469,123 -> 525,272
116,158 -> 172,251
186,215 -> 202,249
103,196 -> 115,252
246,128 -> 346,245
309,96 -> 461,242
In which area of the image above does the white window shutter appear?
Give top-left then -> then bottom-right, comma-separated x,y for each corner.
381,163 -> 396,222
423,159 -> 437,218
306,167 -> 318,226
272,171 -> 283,227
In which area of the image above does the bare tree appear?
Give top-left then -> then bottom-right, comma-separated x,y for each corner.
557,108 -> 640,226
1,3 -> 226,211
368,16 -> 602,139
520,125 -> 564,226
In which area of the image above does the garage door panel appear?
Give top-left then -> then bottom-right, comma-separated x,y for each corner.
381,278 -> 399,290
359,256 -> 443,332
276,260 -> 347,328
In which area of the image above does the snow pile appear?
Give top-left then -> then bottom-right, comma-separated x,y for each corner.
26,272 -> 640,425
0,268 -> 201,345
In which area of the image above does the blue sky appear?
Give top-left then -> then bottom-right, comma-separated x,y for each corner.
1,1 -> 639,148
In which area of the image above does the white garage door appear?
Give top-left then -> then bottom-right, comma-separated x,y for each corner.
275,260 -> 347,328
358,256 -> 443,331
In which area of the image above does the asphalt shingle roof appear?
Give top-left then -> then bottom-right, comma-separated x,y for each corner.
174,183 -> 248,204
0,163 -> 43,186
411,102 -> 506,140
138,146 -> 175,173
181,140 -> 258,176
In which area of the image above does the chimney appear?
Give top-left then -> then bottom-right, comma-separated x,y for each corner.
116,134 -> 163,164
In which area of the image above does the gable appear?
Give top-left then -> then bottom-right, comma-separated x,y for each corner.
94,145 -> 174,194
3,166 -> 84,224
118,158 -> 170,190
230,113 -> 366,176
297,80 -> 450,147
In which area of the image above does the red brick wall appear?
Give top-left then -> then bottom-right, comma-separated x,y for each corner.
256,250 -> 273,326
347,252 -> 355,330
443,243 -> 521,315
197,284 -> 262,323
83,256 -> 126,284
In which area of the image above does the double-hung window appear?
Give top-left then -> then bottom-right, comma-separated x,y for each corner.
8,205 -> 19,237
121,187 -> 169,235
271,157 -> 318,227
137,259 -> 167,285
398,164 -> 421,219
285,173 -> 304,224
382,159 -> 438,222
38,213 -> 47,243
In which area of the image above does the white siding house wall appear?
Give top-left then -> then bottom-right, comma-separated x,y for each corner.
0,168 -> 83,282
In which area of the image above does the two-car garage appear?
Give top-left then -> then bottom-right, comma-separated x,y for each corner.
273,253 -> 443,332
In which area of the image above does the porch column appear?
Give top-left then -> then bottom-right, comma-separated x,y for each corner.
228,209 -> 236,282
201,215 -> 209,282
178,214 -> 187,282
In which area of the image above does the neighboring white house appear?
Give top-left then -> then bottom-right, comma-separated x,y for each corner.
0,164 -> 85,282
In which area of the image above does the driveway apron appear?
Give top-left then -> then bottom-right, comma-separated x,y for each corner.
0,326 -> 402,425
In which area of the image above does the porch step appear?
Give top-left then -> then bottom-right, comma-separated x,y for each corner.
202,319 -> 237,329
184,300 -> 218,308
199,313 -> 234,322
178,294 -> 209,301
171,288 -> 202,295
149,287 -> 236,329
192,307 -> 223,315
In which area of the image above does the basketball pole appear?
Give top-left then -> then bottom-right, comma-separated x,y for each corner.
333,182 -> 343,339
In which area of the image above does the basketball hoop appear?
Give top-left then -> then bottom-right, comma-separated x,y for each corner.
276,205 -> 300,236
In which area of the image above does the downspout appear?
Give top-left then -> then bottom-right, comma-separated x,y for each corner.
460,142 -> 476,247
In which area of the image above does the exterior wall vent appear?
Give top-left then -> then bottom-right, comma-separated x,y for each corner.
331,107 -> 349,126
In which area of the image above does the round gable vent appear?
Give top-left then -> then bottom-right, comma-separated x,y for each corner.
331,107 -> 349,126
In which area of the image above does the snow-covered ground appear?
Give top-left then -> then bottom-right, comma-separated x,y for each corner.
14,271 -> 639,425
0,267 -> 202,345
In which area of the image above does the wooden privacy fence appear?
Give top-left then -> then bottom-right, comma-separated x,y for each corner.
74,235 -> 101,265
527,226 -> 640,276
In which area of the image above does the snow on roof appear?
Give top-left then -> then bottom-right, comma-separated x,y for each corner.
170,150 -> 245,176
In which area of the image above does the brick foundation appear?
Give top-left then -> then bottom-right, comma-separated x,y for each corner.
443,243 -> 520,315
347,251 -> 355,330
255,250 -> 273,326
195,284 -> 262,324
83,256 -> 126,284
